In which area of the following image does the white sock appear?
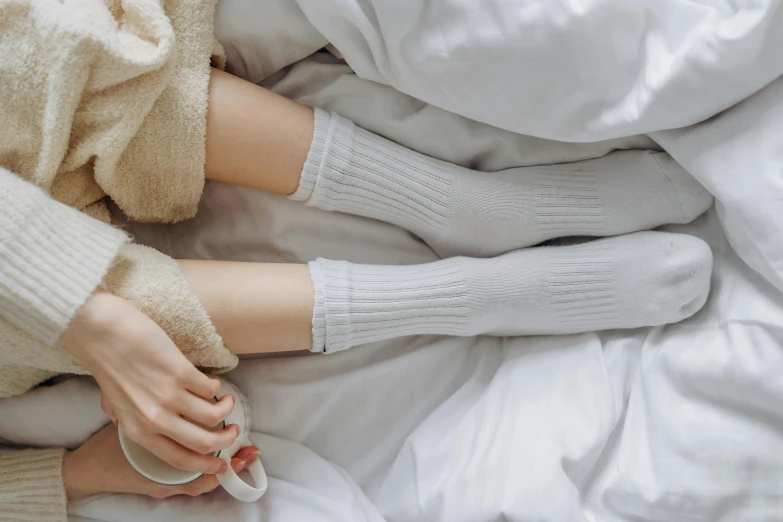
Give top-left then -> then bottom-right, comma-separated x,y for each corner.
308,231 -> 712,353
291,109 -> 713,257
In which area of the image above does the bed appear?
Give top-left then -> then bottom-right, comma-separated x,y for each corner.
3,1 -> 783,520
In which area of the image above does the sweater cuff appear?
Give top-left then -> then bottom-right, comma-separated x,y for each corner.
0,448 -> 67,522
0,173 -> 128,346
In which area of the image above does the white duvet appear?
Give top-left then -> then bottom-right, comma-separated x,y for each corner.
2,2 -> 783,521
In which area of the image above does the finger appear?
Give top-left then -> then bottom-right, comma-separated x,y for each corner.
142,434 -> 228,475
178,475 -> 219,497
179,393 -> 235,428
184,371 -> 221,400
234,446 -> 257,462
177,457 -> 248,497
159,417 -> 240,455
230,456 -> 248,473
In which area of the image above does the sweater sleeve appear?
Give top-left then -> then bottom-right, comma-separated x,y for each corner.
0,169 -> 128,346
0,448 -> 67,522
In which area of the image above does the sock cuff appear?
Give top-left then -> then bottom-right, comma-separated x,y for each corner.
301,111 -> 357,213
308,260 -> 326,352
310,258 -> 352,354
290,107 -> 332,203
313,257 -> 472,354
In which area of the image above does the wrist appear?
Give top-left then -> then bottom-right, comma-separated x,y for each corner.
63,449 -> 101,500
60,288 -> 124,362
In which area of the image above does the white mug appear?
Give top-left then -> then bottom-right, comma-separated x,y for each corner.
119,376 -> 267,502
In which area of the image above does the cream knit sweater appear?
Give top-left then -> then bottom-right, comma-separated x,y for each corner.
0,1 -> 240,520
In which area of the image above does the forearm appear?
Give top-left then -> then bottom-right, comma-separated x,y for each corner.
177,260 -> 314,354
204,68 -> 313,196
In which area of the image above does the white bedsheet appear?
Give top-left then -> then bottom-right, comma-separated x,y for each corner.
221,0 -> 783,141
2,3 -> 783,521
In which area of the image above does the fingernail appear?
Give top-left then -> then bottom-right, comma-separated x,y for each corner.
249,450 -> 260,460
237,459 -> 247,470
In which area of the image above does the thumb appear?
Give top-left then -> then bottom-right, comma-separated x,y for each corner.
181,457 -> 248,497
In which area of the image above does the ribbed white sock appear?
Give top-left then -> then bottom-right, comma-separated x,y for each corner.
291,109 -> 713,257
308,231 -> 712,353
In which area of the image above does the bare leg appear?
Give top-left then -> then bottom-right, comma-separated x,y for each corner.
177,260 -> 313,354
195,70 -> 315,353
203,68 -> 712,258
196,70 -> 711,356
177,232 -> 712,357
204,68 -> 313,195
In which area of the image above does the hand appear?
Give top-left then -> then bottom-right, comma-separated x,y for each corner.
63,424 -> 259,500
61,288 -> 238,475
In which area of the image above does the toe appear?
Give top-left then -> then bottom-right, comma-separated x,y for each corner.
657,234 -> 713,322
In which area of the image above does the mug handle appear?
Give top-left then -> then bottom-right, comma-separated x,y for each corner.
217,450 -> 268,502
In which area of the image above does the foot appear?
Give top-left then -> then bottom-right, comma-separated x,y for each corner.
464,231 -> 713,335
293,109 -> 714,257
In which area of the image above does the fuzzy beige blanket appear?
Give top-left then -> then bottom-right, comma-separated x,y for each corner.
0,0 -> 238,397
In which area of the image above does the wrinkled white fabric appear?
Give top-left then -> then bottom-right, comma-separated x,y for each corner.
652,76 -> 783,294
216,0 -> 783,141
291,0 -> 783,141
214,0 -> 326,84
